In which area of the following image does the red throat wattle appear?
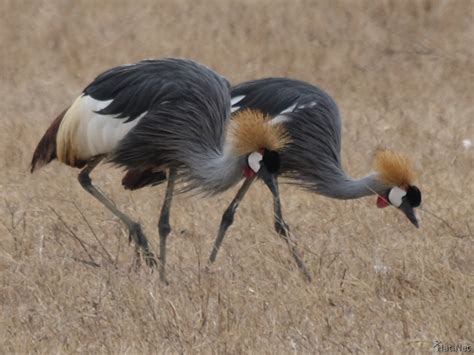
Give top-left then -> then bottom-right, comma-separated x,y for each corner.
244,166 -> 256,178
377,195 -> 389,208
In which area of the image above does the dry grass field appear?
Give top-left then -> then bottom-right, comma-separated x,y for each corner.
1,0 -> 473,353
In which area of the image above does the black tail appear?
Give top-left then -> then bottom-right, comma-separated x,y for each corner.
122,168 -> 167,190
30,109 -> 67,173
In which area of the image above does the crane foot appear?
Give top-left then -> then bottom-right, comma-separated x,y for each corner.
128,223 -> 157,268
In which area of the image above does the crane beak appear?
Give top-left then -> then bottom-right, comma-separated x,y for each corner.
257,165 -> 279,197
399,200 -> 419,228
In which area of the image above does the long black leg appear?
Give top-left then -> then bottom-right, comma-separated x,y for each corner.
158,168 -> 176,283
78,156 -> 156,268
272,179 -> 312,282
209,177 -> 255,263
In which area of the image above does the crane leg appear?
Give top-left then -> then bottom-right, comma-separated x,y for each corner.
209,177 -> 255,263
158,168 -> 176,283
272,180 -> 312,282
78,156 -> 157,268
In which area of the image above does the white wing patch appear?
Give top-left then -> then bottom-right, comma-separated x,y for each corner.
271,114 -> 292,125
87,109 -> 146,157
279,103 -> 297,114
299,101 -> 317,109
270,102 -> 297,125
231,95 -> 245,106
230,95 -> 245,113
270,100 -> 319,125
57,95 -> 145,162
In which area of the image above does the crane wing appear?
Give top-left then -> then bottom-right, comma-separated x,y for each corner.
84,59 -> 196,123
108,59 -> 232,194
231,78 -> 344,192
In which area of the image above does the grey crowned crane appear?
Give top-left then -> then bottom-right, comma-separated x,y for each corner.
31,59 -> 291,282
224,78 -> 422,260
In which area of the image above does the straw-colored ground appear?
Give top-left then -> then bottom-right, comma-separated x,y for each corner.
1,0 -> 473,353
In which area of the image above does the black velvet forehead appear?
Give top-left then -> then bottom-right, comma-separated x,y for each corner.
262,150 -> 280,174
406,185 -> 422,207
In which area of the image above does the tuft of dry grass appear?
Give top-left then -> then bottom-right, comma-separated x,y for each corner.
1,0 -> 473,353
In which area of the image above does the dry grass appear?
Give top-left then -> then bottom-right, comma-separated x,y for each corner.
1,0 -> 473,353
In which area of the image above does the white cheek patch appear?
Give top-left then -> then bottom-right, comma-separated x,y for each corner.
248,152 -> 263,173
388,187 -> 406,207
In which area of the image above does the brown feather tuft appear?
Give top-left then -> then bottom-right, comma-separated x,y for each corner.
122,168 -> 167,190
30,109 -> 67,173
374,149 -> 416,186
229,109 -> 291,155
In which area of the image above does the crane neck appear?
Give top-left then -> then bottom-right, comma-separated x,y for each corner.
186,110 -> 289,195
184,141 -> 245,195
320,172 -> 390,200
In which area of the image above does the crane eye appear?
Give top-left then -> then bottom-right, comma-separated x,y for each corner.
388,186 -> 406,208
248,151 -> 263,173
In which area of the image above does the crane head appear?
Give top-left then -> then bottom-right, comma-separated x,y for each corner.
229,109 -> 290,196
376,185 -> 422,227
374,149 -> 422,227
244,149 -> 279,177
244,148 -> 281,196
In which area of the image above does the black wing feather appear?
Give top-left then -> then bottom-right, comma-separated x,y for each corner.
231,78 -> 344,192
108,58 -> 231,191
84,59 -> 195,123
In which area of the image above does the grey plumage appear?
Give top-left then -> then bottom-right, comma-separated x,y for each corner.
32,58 -> 305,281
231,78 -> 388,198
231,77 -> 421,228
107,59 -> 243,194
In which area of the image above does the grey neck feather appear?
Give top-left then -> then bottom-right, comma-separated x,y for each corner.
206,146 -> 245,192
185,143 -> 245,195
318,172 -> 390,200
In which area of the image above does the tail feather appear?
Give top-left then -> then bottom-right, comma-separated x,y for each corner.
30,109 -> 67,173
122,168 -> 167,190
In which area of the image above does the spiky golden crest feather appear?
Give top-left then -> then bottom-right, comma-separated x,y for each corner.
229,109 -> 291,155
374,149 -> 416,186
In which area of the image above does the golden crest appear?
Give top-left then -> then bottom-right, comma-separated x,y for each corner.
374,149 -> 416,186
229,109 -> 291,155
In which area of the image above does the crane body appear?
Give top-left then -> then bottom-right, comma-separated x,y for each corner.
229,78 -> 422,230
31,59 -> 290,281
202,78 -> 422,280
31,66 -> 421,282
